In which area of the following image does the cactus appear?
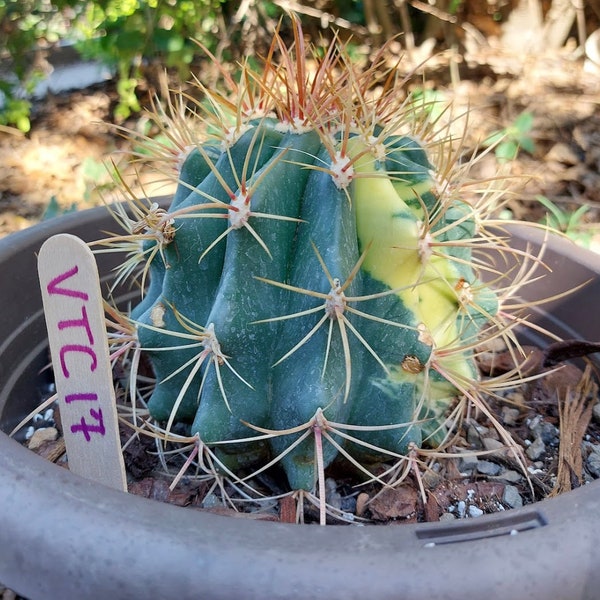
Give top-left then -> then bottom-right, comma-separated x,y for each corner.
105,20 -> 529,500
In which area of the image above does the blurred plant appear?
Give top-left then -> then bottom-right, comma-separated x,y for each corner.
537,194 -> 595,248
406,87 -> 447,123
74,0 -> 227,120
0,0 -> 231,126
81,155 -> 121,202
483,111 -> 535,163
41,195 -> 78,219
0,0 -> 477,129
0,95 -> 33,132
0,0 -> 81,131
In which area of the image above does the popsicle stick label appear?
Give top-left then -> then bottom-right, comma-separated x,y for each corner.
38,234 -> 127,492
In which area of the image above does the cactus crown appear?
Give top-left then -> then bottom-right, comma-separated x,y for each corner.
99,18 -> 540,522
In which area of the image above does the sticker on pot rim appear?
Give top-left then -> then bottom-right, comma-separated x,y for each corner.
38,233 -> 127,492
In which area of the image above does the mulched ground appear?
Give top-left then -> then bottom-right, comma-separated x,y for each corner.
21,333 -> 600,525
0,83 -> 176,237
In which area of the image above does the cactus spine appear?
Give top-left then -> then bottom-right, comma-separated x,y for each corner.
110,20 -> 523,496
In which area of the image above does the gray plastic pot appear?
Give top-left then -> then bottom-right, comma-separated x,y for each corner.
1,207 -> 600,600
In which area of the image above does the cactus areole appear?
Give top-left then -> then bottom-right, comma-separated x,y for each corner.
125,22 -> 506,493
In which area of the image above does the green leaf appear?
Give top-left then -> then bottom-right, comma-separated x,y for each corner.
495,141 -> 518,162
568,204 -> 591,230
514,111 -> 533,133
482,130 -> 505,148
42,196 -> 78,221
518,136 -> 535,154
153,29 -> 185,53
81,157 -> 108,181
16,114 -> 31,133
536,195 -> 567,230
115,30 -> 145,52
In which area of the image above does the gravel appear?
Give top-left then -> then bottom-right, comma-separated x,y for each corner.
503,485 -> 524,509
526,437 -> 546,461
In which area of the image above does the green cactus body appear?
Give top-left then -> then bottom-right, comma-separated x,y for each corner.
129,239 -> 167,321
267,143 -> 364,491
191,129 -> 322,465
125,29 -> 504,493
137,125 -> 284,422
171,145 -> 222,210
130,145 -> 229,322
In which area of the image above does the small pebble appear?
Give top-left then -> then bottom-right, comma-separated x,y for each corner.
467,424 -> 484,448
421,469 -> 443,490
475,460 -> 502,476
484,428 -> 499,441
532,421 -> 558,446
340,495 -> 357,514
325,478 -> 342,510
526,437 -> 546,461
42,382 -> 56,395
527,466 -> 544,475
482,437 -> 505,453
468,505 -> 484,518
503,485 -> 523,509
458,453 -> 478,473
439,512 -> 456,522
492,469 -> 522,484
593,403 -> 600,424
501,406 -> 520,426
586,451 -> 600,478
27,427 -> 58,450
505,390 -> 525,406
201,493 -> 222,509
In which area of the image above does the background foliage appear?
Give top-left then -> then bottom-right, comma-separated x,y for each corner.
0,0 -> 233,127
0,0 -> 593,129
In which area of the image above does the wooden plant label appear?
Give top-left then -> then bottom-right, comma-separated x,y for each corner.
38,233 -> 127,492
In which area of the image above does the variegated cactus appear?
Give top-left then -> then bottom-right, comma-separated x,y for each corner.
106,20 -> 525,496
